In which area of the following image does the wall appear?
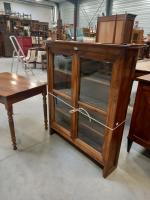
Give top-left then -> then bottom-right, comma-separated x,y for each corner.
0,1 -> 53,26
60,0 -> 106,29
112,0 -> 150,35
60,1 -> 74,25
79,0 -> 105,29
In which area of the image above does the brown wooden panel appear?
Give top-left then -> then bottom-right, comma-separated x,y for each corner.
97,21 -> 115,43
47,41 -> 140,178
114,21 -> 124,44
96,14 -> 136,44
128,80 -> 150,151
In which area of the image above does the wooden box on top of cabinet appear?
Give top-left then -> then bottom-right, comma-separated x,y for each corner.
96,14 -> 136,44
47,41 -> 140,177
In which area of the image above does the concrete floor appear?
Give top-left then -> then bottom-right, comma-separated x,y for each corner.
0,58 -> 150,200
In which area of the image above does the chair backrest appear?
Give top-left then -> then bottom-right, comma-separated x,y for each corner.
9,36 -> 25,58
17,36 -> 32,56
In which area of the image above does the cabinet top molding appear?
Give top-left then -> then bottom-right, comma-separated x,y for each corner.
46,40 -> 144,50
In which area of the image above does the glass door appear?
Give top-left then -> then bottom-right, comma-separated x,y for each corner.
77,57 -> 113,152
52,54 -> 73,135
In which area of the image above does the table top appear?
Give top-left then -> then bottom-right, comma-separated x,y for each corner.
0,72 -> 46,97
136,60 -> 150,72
137,74 -> 150,83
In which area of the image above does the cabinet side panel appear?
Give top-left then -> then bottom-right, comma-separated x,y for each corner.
102,48 -> 138,177
128,83 -> 150,149
47,49 -> 55,130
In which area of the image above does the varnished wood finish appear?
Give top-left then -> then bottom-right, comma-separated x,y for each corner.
0,72 -> 48,149
128,74 -> 150,152
47,41 -> 140,177
135,60 -> 150,79
96,14 -> 136,44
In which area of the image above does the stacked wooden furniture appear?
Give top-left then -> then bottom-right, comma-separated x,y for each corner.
131,29 -> 148,59
31,20 -> 49,39
128,74 -> 150,152
0,14 -> 49,56
47,41 -> 140,177
96,14 -> 136,44
132,29 -> 144,44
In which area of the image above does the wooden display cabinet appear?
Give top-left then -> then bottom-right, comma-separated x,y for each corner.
96,14 -> 136,44
127,74 -> 150,152
47,41 -> 140,177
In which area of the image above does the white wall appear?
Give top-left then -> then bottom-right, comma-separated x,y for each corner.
60,1 -> 74,25
60,0 -> 106,29
0,1 -> 53,26
0,1 -> 4,11
113,0 -> 150,35
79,0 -> 106,28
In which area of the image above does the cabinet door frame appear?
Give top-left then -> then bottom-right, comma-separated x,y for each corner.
48,51 -> 78,138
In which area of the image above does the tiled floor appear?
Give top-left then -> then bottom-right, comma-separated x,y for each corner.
0,58 -> 149,200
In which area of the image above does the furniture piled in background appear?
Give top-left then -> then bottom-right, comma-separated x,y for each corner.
82,27 -> 96,37
36,48 -> 46,69
127,74 -> 150,152
0,13 -> 49,57
131,25 -> 150,59
47,40 -> 141,177
41,54 -> 47,70
96,14 -> 136,44
132,29 -> 144,44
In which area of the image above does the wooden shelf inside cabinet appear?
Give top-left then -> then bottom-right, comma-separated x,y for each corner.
82,76 -> 110,86
53,89 -> 71,100
47,40 -> 141,178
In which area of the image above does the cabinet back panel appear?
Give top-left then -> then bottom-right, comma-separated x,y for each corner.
54,55 -> 72,97
79,58 -> 112,111
78,112 -> 105,152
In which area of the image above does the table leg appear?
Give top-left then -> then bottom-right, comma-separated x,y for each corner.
42,91 -> 48,130
5,104 -> 17,150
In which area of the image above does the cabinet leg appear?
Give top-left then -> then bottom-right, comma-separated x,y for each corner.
42,91 -> 48,130
6,104 -> 17,150
127,138 -> 133,153
50,128 -> 55,135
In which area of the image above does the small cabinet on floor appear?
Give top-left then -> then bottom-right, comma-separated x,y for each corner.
47,41 -> 140,177
128,74 -> 150,152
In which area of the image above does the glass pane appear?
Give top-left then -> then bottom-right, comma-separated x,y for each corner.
54,54 -> 72,96
54,96 -> 72,131
79,58 -> 113,111
78,108 -> 106,152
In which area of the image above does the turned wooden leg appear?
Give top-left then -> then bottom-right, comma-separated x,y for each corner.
5,104 -> 17,150
42,91 -> 48,130
127,138 -> 133,153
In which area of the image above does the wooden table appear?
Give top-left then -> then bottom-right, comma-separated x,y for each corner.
135,60 -> 150,79
0,72 -> 48,150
